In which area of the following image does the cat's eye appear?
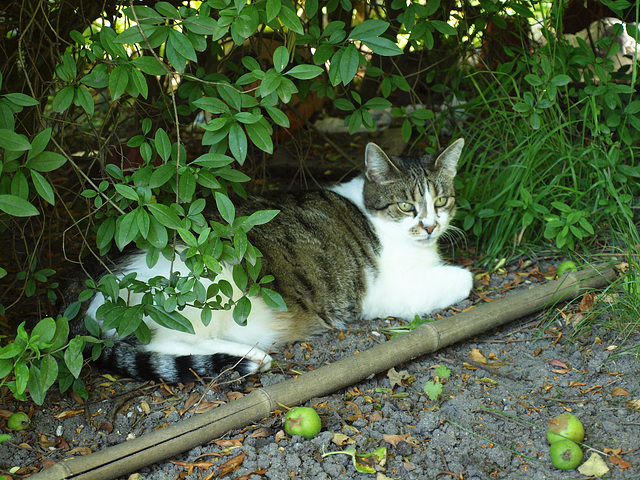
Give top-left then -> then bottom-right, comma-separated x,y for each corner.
434,196 -> 448,208
397,202 -> 415,213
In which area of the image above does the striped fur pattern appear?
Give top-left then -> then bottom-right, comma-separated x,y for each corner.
77,139 -> 473,382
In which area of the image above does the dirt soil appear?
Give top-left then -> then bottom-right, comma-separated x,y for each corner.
1,259 -> 640,480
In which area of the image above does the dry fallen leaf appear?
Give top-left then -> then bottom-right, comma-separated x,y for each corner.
369,411 -> 383,423
579,292 -> 595,312
213,438 -> 243,448
227,391 -> 243,401
332,432 -> 355,446
382,433 -> 410,447
611,387 -> 631,396
469,348 -> 487,364
387,368 -> 412,388
218,452 -> 247,477
626,398 -> 640,410
609,455 -> 632,470
194,400 -> 225,414
236,469 -> 267,480
578,453 -> 610,477
250,428 -> 272,438
54,409 -> 84,420
549,359 -> 569,369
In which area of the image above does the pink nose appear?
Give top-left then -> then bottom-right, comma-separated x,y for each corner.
422,223 -> 436,234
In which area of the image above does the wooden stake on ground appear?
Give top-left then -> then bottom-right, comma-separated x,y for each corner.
31,265 -> 617,480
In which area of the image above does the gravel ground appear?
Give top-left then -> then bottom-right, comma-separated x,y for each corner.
2,260 -> 640,480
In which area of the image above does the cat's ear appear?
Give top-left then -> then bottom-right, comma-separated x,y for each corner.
434,138 -> 464,175
364,143 -> 400,184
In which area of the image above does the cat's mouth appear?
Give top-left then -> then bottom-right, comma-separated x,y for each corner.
414,234 -> 438,246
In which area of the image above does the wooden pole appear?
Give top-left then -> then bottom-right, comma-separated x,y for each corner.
31,265 -> 617,480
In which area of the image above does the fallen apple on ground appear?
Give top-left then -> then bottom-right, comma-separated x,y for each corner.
546,413 -> 585,444
7,412 -> 30,431
556,260 -> 578,278
549,439 -> 583,470
283,407 -> 321,439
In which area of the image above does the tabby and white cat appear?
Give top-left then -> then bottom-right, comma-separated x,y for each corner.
79,139 -> 473,382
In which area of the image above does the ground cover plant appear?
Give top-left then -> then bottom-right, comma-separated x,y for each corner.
1,1 -> 640,476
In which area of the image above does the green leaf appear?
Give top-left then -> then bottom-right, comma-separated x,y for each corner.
183,16 -> 220,36
155,1 -> 180,18
0,129 -> 31,152
278,4 -> 304,34
244,209 -> 279,227
144,305 -> 195,334
233,295 -> 251,325
339,44 -> 360,86
116,210 -> 139,249
115,25 -> 146,44
26,151 -> 67,172
131,56 -> 168,75
286,64 -> 324,80
364,97 -> 392,110
154,128 -> 172,161
130,67 -> 148,99
193,96 -> 230,114
149,163 -> 174,189
168,29 -> 197,62
27,128 -> 51,161
215,191 -> 235,224
245,120 -> 273,154
191,152 -> 234,168
109,65 -> 129,101
80,64 -> 110,88
266,0 -> 281,22
361,37 -> 403,57
0,194 -> 39,217
273,46 -> 289,73
4,93 -> 39,107
114,183 -> 137,202
264,106 -> 290,128
75,86 -> 94,115
31,171 -> 55,205
64,337 -> 84,378
550,74 -> 571,87
423,380 -> 443,400
228,122 -> 248,163
431,20 -> 457,35
349,19 -> 389,41
52,85 -> 75,112
165,38 -> 186,73
261,288 -> 287,311
147,203 -> 183,229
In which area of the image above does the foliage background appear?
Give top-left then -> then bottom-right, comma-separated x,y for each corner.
0,0 -> 639,404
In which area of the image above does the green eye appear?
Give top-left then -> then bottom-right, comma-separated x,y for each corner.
434,197 -> 448,208
397,202 -> 414,213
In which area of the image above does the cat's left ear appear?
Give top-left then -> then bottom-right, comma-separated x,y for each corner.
364,143 -> 400,184
434,138 -> 464,175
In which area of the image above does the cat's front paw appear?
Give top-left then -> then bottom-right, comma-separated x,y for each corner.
436,265 -> 473,308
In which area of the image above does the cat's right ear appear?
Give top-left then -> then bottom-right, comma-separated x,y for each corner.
365,143 -> 399,184
434,138 -> 464,175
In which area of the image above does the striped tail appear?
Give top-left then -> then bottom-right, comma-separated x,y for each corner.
98,340 -> 262,383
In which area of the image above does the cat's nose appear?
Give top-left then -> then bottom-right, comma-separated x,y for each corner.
421,222 -> 437,234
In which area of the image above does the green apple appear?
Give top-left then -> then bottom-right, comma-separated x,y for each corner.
556,260 -> 578,278
283,407 -> 321,439
546,413 -> 584,444
7,412 -> 30,431
549,439 -> 583,470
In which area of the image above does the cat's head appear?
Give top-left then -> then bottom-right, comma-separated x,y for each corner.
362,139 -> 464,247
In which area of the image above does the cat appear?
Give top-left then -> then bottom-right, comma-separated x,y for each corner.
75,139 -> 473,382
